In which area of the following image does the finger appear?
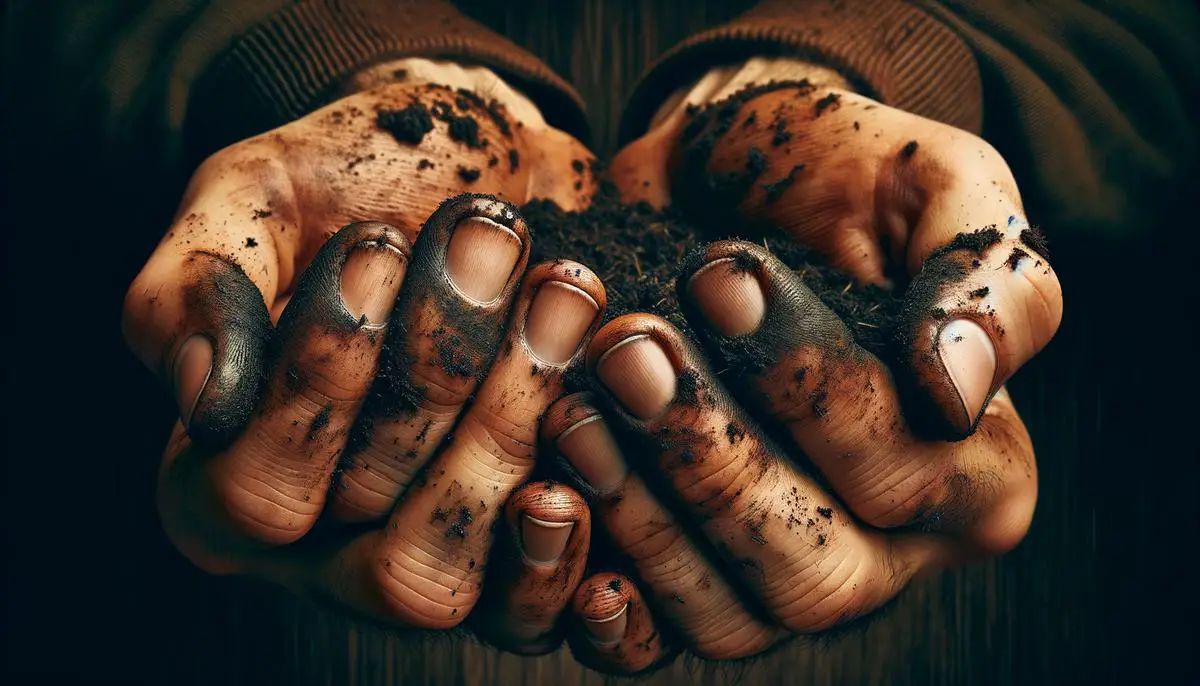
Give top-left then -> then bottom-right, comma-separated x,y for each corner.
678,241 -> 1038,550
544,393 -> 784,660
876,131 -> 1062,436
185,222 -> 407,546
368,260 -> 606,628
900,216 -> 1063,438
123,143 -> 300,445
329,196 -> 530,522
568,573 -> 673,676
471,481 -> 592,655
587,313 -> 943,632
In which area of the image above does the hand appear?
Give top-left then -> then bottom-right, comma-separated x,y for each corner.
546,64 -> 1062,673
122,71 -> 605,654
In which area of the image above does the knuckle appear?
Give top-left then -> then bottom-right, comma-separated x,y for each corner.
212,467 -> 320,546
329,468 -> 398,522
773,554 -> 874,633
370,542 -> 473,629
156,465 -> 246,577
917,469 -> 995,532
464,402 -> 538,470
690,626 -> 775,661
406,358 -> 476,410
625,519 -> 689,569
848,458 -> 958,530
291,360 -> 369,406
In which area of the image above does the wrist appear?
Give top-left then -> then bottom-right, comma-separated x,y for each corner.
343,57 -> 548,130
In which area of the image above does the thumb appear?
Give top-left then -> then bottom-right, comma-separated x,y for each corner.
122,144 -> 299,446
607,118 -> 681,209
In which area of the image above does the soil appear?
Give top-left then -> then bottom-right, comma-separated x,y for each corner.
522,184 -> 906,366
377,102 -> 434,145
1020,227 -> 1050,258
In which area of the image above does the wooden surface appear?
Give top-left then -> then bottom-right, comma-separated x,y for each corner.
4,1 -> 1195,684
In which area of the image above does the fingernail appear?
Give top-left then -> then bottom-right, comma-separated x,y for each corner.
525,281 -> 599,363
174,335 -> 213,428
341,241 -> 407,324
687,257 -> 766,336
584,604 -> 629,648
557,416 -> 627,493
521,515 -> 575,565
596,336 -> 676,420
938,319 -> 997,426
446,217 -> 522,303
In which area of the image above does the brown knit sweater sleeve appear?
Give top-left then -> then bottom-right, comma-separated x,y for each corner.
621,0 -> 1200,239
184,0 -> 588,161
13,0 -> 586,177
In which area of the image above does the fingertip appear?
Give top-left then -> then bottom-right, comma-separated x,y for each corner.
472,481 -> 590,655
179,253 -> 272,446
683,251 -> 767,337
506,481 -> 591,567
519,261 -> 607,366
937,318 -> 998,432
900,232 -> 1062,439
586,314 -> 693,422
413,194 -> 532,310
542,395 -> 630,497
336,222 -> 411,325
569,572 -> 671,675
572,573 -> 633,647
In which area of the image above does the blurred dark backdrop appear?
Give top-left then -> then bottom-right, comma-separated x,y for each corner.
4,1 -> 1197,683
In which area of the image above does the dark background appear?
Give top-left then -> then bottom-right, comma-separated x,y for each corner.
4,1 -> 1197,683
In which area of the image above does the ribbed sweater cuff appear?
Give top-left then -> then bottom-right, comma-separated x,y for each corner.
620,0 -> 982,144
186,0 -> 587,161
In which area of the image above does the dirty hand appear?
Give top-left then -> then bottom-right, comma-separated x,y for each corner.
122,63 -> 605,654
546,59 -> 1063,673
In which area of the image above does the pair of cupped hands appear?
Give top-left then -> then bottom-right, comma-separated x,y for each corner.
122,61 -> 1062,675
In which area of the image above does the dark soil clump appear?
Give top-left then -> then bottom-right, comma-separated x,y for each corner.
813,92 -> 841,117
377,103 -> 435,145
1006,247 -> 1031,271
447,116 -> 482,149
453,88 -> 513,138
928,226 -> 1002,260
763,164 -> 805,204
1019,226 -> 1049,259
